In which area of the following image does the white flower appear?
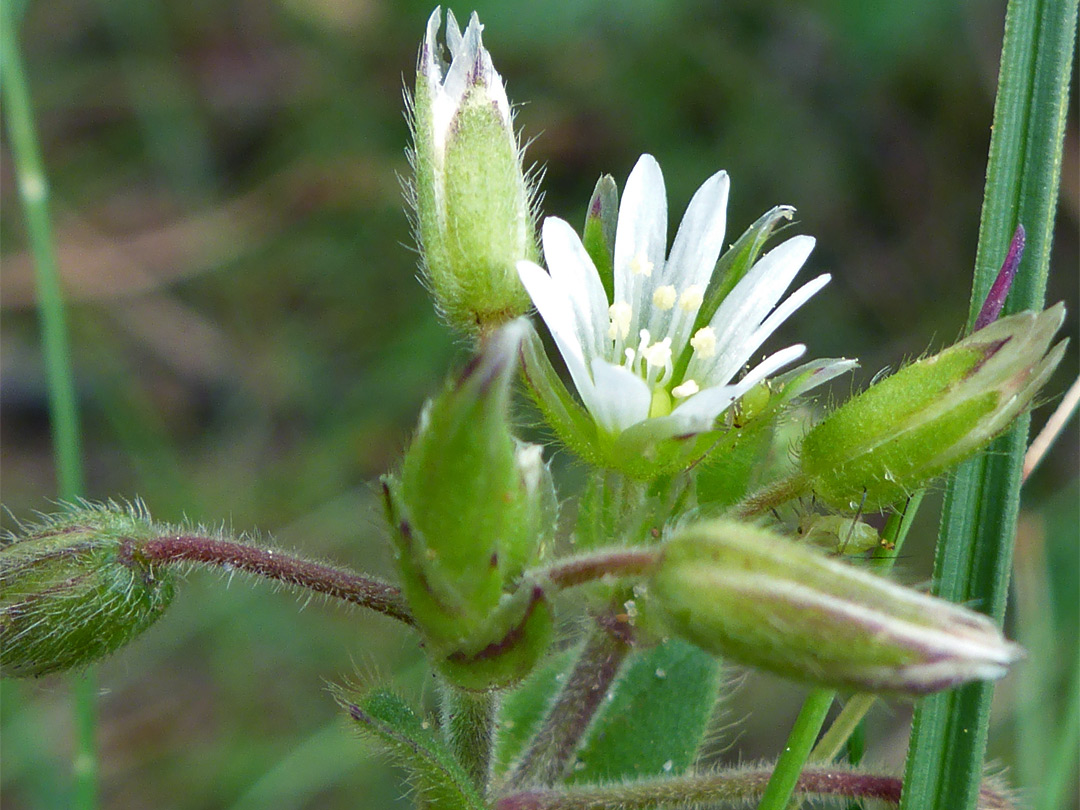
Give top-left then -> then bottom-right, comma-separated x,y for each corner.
517,154 -> 853,441
412,7 -> 534,335
420,7 -> 513,165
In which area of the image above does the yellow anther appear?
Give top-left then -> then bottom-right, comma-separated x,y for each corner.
690,326 -> 717,359
652,285 -> 677,310
672,380 -> 700,398
641,337 -> 672,369
630,252 -> 654,277
679,285 -> 704,312
608,301 -> 633,340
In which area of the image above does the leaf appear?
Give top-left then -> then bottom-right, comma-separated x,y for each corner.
337,687 -> 486,810
566,639 -> 721,784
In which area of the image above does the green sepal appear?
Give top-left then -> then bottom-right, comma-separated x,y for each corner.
582,174 -> 618,302
337,687 -> 486,810
439,88 -> 535,333
520,323 -> 602,463
434,584 -> 555,692
0,502 -> 175,678
566,639 -> 721,784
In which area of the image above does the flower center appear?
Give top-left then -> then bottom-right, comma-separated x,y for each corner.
606,285 -> 718,405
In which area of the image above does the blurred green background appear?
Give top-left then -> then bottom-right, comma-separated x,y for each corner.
2,0 -> 1076,808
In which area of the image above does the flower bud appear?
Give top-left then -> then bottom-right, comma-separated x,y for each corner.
384,319 -> 554,689
801,305 -> 1066,511
410,8 -> 537,337
1,504 -> 175,678
649,520 -> 1021,695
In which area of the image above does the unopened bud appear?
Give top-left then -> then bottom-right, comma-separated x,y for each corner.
801,305 -> 1066,511
649,520 -> 1021,695
1,503 -> 175,678
384,320 -> 554,689
410,8 -> 537,337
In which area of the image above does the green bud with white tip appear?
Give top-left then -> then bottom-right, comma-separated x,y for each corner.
384,319 -> 555,689
410,7 -> 537,338
800,305 -> 1067,511
649,520 -> 1021,695
1,503 -> 175,678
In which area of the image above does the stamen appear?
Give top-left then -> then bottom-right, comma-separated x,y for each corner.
630,252 -> 654,277
672,380 -> 700,398
652,285 -> 677,311
679,285 -> 704,312
691,326 -> 717,359
608,301 -> 633,340
641,337 -> 672,369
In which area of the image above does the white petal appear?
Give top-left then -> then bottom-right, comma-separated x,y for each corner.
649,170 -> 730,351
518,260 -> 598,411
588,358 -> 652,433
541,217 -> 611,361
671,344 -> 806,423
664,169 -> 730,292
716,273 -> 831,386
747,273 -> 830,355
772,358 -> 859,399
668,382 -> 741,422
694,235 -> 815,385
422,8 -> 444,83
734,344 -> 807,396
614,155 -> 668,340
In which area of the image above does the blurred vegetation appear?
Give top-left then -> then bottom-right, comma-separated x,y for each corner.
1,0 -> 1075,808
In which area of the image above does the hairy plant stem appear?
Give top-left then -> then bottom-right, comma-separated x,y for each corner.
138,535 -> 413,625
493,765 -> 1012,809
441,684 -> 499,794
535,548 -> 658,590
729,473 -> 812,520
506,617 -> 633,789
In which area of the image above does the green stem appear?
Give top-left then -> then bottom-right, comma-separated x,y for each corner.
809,694 -> 876,764
760,492 -> 926,804
1,8 -> 92,809
755,689 -> 835,810
441,685 -> 499,794
900,0 -> 1076,807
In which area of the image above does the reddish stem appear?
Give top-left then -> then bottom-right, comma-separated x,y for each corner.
138,535 -> 413,626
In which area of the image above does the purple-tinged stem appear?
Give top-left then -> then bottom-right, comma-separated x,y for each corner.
505,616 -> 634,789
974,224 -> 1025,330
494,766 -> 1014,809
537,548 -> 657,590
137,535 -> 413,625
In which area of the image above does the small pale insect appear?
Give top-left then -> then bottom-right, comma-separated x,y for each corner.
797,514 -> 881,556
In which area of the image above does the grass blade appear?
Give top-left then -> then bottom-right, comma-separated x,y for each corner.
899,0 -> 1077,807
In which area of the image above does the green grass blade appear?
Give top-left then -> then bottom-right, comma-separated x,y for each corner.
1,9 -> 94,808
899,1 -> 1077,808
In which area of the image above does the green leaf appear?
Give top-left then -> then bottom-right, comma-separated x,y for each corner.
566,639 -> 721,784
900,0 -> 1077,808
338,688 -> 486,810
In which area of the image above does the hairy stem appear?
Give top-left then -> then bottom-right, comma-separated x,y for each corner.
730,473 -> 812,520
441,685 -> 499,795
494,766 -> 1013,810
138,535 -> 413,625
506,618 -> 633,789
535,548 -> 658,590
